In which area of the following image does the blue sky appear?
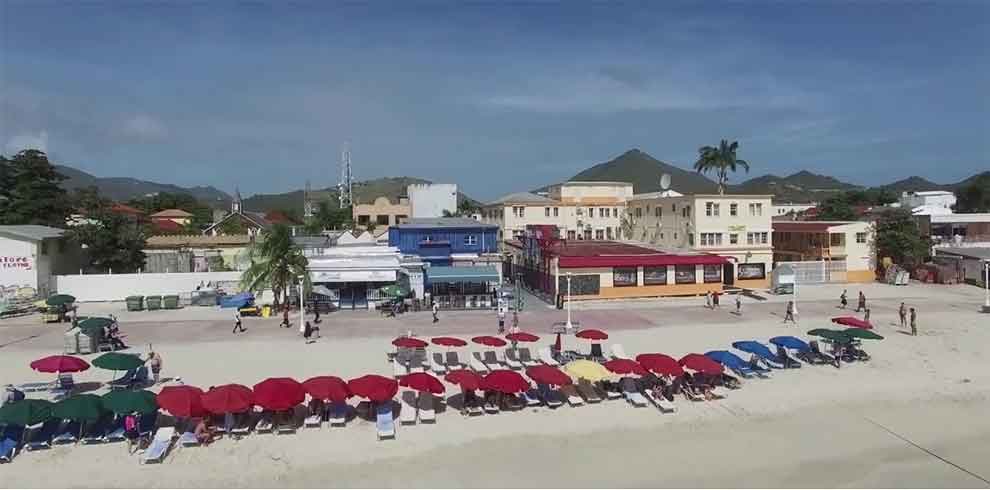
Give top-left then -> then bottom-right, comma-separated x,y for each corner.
2,2 -> 987,201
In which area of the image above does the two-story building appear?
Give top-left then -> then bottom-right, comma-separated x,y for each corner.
0,225 -> 85,297
352,196 -> 410,230
626,193 -> 774,289
772,220 -> 876,283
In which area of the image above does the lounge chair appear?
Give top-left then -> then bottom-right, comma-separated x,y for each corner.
329,402 -> 348,427
559,385 -> 585,407
482,350 -> 504,369
576,379 -> 602,403
643,390 -> 678,413
430,353 -> 448,375
400,391 -> 418,425
809,341 -> 836,365
81,418 -> 109,444
16,381 -> 52,393
276,411 -> 297,434
610,344 -> 630,360
25,420 -> 59,451
445,351 -> 464,369
0,426 -> 24,463
522,389 -> 543,407
255,412 -> 274,433
104,417 -> 126,442
178,432 -> 200,447
108,368 -> 137,390
52,420 -> 80,445
410,348 -> 429,372
503,349 -> 524,370
52,374 -> 75,399
140,427 -> 175,464
304,412 -> 322,428
470,352 -> 490,374
620,378 -> 647,407
598,381 -> 622,400
138,412 -> 158,438
517,348 -> 540,367
417,393 -> 436,423
538,347 -> 560,367
376,404 -> 396,441
682,385 -> 705,402
589,343 -> 607,362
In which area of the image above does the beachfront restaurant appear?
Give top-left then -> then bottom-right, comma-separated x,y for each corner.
306,245 -> 426,310
426,265 -> 501,310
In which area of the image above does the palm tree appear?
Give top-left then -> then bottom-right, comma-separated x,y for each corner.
693,139 -> 750,194
240,224 -> 309,309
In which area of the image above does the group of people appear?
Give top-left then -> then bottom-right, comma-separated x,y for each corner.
841,289 -> 918,335
705,290 -> 744,315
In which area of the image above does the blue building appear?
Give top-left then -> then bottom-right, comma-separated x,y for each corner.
388,217 -> 499,266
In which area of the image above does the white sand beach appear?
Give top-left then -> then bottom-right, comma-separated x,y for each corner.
2,282 -> 989,488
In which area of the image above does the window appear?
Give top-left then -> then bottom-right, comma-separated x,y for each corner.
423,235 -> 434,242
613,208 -> 618,217
376,214 -> 390,226
613,267 -> 637,287
567,230 -> 576,240
643,266 -> 667,285
730,203 -> 738,216
464,235 -> 477,246
601,208 -> 609,218
747,232 -> 754,245
729,233 -> 738,245
545,207 -> 551,217
674,264 -> 696,284
703,265 -> 722,283
705,202 -> 720,217
700,233 -> 722,246
513,206 -> 525,218
749,203 -> 763,216
660,233 -> 664,240
655,207 -> 662,218
584,229 -> 592,240
738,263 -> 766,280
674,232 -> 678,240
635,207 -> 642,218
856,232 -> 867,244
830,233 -> 842,247
672,204 -> 677,212
595,229 -> 605,240
357,215 -> 370,225
606,227 -> 613,240
41,241 -> 49,255
688,233 -> 695,246
553,207 -> 559,217
761,232 -> 769,244
589,208 -> 595,218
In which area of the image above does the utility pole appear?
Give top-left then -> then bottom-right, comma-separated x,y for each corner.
983,261 -> 990,313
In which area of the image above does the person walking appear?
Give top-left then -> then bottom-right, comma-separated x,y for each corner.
303,321 -> 320,343
497,306 -> 506,334
783,301 -> 796,324
910,307 -> 917,336
512,310 -> 519,331
314,308 -> 321,324
735,295 -> 742,315
864,308 -> 871,323
432,301 -> 439,324
855,291 -> 867,312
705,291 -> 713,309
713,290 -> 720,308
280,306 -> 291,329
840,289 -> 848,309
898,302 -> 907,329
232,311 -> 245,334
146,348 -> 163,385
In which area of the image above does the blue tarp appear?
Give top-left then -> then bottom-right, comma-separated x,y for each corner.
704,350 -> 748,370
220,292 -> 254,309
769,336 -> 811,352
731,341 -> 781,362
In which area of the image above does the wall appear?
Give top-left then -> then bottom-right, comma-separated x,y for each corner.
55,271 -> 244,302
0,236 -> 39,291
558,264 -> 724,299
388,227 -> 499,256
352,196 -> 411,227
831,222 -> 875,273
408,184 -> 457,218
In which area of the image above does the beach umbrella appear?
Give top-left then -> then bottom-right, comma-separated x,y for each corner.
603,358 -> 647,376
562,360 -> 614,382
30,355 -> 90,374
806,329 -> 853,344
635,353 -> 685,377
45,294 -> 75,306
525,365 -> 572,387
831,316 -> 873,329
392,336 -> 428,349
302,376 -> 351,402
253,378 -> 305,411
704,350 -> 748,371
380,284 -> 409,297
102,390 -> 158,414
842,328 -> 884,341
678,354 -> 724,375
445,369 -> 483,391
77,317 -> 114,336
156,385 -> 206,418
92,352 -> 144,371
202,384 -> 254,414
52,394 -> 105,423
347,375 -> 399,403
575,329 -> 608,341
481,370 -> 530,394
472,336 -> 507,347
769,336 -> 811,352
399,372 -> 446,395
0,399 -> 53,426
505,332 -> 540,343
431,337 -> 467,348
731,341 -> 778,360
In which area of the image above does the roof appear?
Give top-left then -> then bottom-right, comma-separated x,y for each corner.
427,265 -> 500,283
151,220 -> 185,233
486,192 -> 557,206
559,181 -> 633,187
930,213 -> 990,224
532,240 -> 729,268
202,210 -> 271,234
772,221 -> 869,233
935,247 -> 990,261
111,203 -> 145,216
149,208 -> 193,218
145,234 -> 253,248
292,235 -> 333,249
392,217 -> 497,230
0,225 -> 65,241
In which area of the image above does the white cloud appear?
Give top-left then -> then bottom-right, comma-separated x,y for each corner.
121,114 -> 168,140
5,130 -> 49,154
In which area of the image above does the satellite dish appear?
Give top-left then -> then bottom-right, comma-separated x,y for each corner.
660,173 -> 671,191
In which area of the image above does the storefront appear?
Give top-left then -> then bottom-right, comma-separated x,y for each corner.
306,246 -> 425,310
426,265 -> 501,310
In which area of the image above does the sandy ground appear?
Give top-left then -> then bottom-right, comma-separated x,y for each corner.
1,282 -> 989,488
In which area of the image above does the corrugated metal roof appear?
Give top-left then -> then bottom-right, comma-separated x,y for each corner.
145,234 -> 252,248
935,247 -> 990,261
393,217 -> 496,229
0,225 -> 65,241
486,192 -> 556,206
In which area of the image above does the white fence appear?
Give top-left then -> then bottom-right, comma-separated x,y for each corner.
776,260 -> 847,284
55,271 -> 244,302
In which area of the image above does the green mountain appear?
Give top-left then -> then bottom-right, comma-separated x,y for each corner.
55,164 -> 231,205
242,176 -> 479,214
568,149 -> 718,194
732,171 -> 859,202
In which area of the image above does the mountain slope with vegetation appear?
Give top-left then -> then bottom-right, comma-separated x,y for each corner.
566,149 -> 718,194
55,165 -> 231,205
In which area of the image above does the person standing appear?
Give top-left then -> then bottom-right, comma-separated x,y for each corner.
280,306 -> 290,328
864,308 -> 871,323
910,307 -> 917,336
314,308 -> 321,324
232,311 -> 245,334
432,301 -> 439,324
511,310 -> 519,331
497,306 -> 506,334
898,302 -> 907,328
840,289 -> 848,309
713,290 -> 720,308
146,348 -> 163,385
855,291 -> 867,312
783,301 -> 796,324
705,291 -> 713,309
735,295 -> 742,315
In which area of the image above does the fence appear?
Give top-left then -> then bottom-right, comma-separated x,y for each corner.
775,260 -> 847,284
55,271 -> 244,302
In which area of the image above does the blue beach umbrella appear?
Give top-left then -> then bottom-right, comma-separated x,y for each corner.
731,340 -> 779,361
704,350 -> 748,370
769,336 -> 811,352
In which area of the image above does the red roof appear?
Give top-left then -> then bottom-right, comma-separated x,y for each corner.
152,219 -> 185,233
264,210 -> 295,225
111,203 -> 145,216
549,241 -> 729,268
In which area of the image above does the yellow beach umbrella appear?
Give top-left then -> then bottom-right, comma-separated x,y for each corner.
562,360 -> 614,382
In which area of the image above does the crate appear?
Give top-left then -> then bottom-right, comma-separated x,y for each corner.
77,330 -> 97,354
63,328 -> 80,354
146,295 -> 162,310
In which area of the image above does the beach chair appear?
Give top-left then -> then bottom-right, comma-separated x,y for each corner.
25,420 -> 58,451
610,344 -> 630,360
809,341 -> 836,365
576,379 -> 602,403
682,385 -> 705,402
276,411 -> 297,434
445,351 -> 464,369
108,369 -> 137,390
139,427 -> 175,464
430,353 -> 448,375
620,379 -> 647,407
483,350 -> 504,369
482,397 -> 500,414
230,412 -> 252,435
517,348 -> 541,367
376,404 -> 396,441
503,349 -> 524,370
411,348 -> 429,373
503,394 -> 524,411
52,374 -> 75,399
104,417 -> 126,443
522,389 -> 543,407
81,418 -> 109,444
255,412 -> 274,433
138,412 -> 158,438
559,385 -> 585,407
400,391 -> 418,425
599,381 -> 622,400
53,420 -> 80,445
538,347 -> 560,367
643,390 -> 678,414
470,352 -> 490,374
17,381 -> 52,393
417,393 -> 437,423
329,402 -> 348,427
304,411 -> 323,428
178,431 -> 200,447
0,426 -> 24,463
536,384 -> 564,408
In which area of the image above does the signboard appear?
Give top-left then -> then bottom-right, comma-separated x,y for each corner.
310,270 -> 397,283
1,256 -> 35,289
1,256 -> 32,270
728,225 -> 747,232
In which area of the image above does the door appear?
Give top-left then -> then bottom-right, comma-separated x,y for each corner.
338,287 -> 353,310
723,263 -> 735,286
352,284 -> 368,309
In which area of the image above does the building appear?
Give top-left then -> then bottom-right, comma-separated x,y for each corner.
149,209 -> 193,226
480,181 -> 634,242
772,220 -> 875,283
352,196 -> 410,230
626,194 -> 774,288
408,183 -> 457,218
933,247 -> 990,288
927,213 -> 990,248
900,190 -> 956,216
506,236 -> 730,301
203,192 -> 271,237
0,225 -> 84,296
388,218 -> 500,266
773,202 -> 817,217
143,234 -> 254,273
306,244 -> 426,310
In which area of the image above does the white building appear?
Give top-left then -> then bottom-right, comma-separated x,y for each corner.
900,190 -> 956,216
773,202 -> 817,217
305,243 -> 426,310
0,225 -> 83,297
772,220 -> 876,283
408,183 -> 458,218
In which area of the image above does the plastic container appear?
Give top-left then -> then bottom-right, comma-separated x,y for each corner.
125,295 -> 145,311
145,295 -> 162,310
63,328 -> 80,354
163,295 -> 180,309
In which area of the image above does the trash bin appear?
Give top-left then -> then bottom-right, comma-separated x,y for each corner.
261,305 -> 272,317
163,295 -> 180,309
146,295 -> 162,310
126,295 -> 145,311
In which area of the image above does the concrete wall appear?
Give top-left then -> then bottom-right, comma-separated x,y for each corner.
55,271 -> 243,302
408,184 -> 458,218
0,236 -> 39,291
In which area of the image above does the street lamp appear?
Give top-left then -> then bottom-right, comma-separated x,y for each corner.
983,262 -> 990,313
298,274 -> 306,331
565,272 -> 573,330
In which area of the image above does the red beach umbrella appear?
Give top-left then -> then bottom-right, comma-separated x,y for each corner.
472,336 -> 507,347
202,384 -> 254,414
30,355 -> 90,373
445,369 -> 483,391
482,370 -> 530,394
347,375 -> 399,403
431,336 -> 467,347
636,353 -> 685,377
575,329 -> 608,341
603,358 -> 647,376
832,316 -> 873,329
399,372 -> 446,395
678,354 -> 724,375
302,376 -> 351,402
506,332 -> 540,343
393,336 -> 429,348
253,377 -> 305,411
525,365 -> 572,387
156,385 -> 206,418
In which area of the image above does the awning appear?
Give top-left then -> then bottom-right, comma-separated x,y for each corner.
427,266 -> 500,284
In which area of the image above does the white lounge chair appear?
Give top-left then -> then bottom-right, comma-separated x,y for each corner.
445,351 -> 464,369
52,421 -> 79,445
417,393 -> 436,423
178,431 -> 200,447
400,391 -> 418,425
376,404 -> 395,441
517,348 -> 541,367
329,402 -> 348,427
304,413 -> 322,428
611,344 -> 630,360
230,413 -> 252,435
140,427 -> 175,464
470,352 -> 490,374
483,350 -> 504,369
522,389 -> 543,407
255,412 -> 274,433
559,385 -> 585,407
643,390 -> 678,414
621,380 -> 647,407
503,349 -> 524,370
430,353 -> 448,375
538,347 -> 560,367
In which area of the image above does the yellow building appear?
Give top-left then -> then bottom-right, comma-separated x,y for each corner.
772,220 -> 876,283
352,196 -> 410,230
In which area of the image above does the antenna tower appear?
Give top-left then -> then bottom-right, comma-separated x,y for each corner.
338,143 -> 353,208
303,180 -> 314,218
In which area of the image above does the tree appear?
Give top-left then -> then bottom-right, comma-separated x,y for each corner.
694,139 -> 750,194
816,195 -> 857,221
0,149 -> 71,227
218,217 -> 247,235
954,173 -> 990,213
874,208 -> 929,269
68,188 -> 147,273
240,224 -> 309,309
127,192 -> 213,231
303,201 -> 352,234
